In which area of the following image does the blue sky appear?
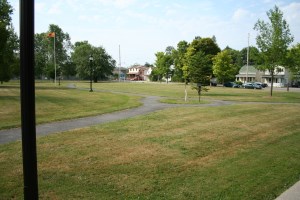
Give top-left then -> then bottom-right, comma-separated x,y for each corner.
10,0 -> 300,66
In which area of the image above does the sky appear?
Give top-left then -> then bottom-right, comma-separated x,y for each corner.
9,0 -> 300,67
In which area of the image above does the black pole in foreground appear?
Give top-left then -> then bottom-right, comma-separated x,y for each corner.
20,0 -> 39,199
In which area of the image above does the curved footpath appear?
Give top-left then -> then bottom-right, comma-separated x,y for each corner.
0,95 -> 233,145
0,91 -> 299,200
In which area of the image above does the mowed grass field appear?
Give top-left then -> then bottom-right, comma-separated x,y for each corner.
0,82 -> 141,130
0,80 -> 300,199
74,81 -> 300,103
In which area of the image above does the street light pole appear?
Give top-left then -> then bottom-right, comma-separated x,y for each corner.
89,55 -> 93,92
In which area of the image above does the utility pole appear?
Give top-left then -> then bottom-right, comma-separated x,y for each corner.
119,45 -> 121,82
246,33 -> 250,83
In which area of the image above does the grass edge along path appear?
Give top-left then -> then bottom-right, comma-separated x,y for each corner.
0,86 -> 142,130
0,104 -> 299,199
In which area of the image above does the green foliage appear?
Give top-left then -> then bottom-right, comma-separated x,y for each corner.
287,43 -> 300,79
71,41 -> 116,81
154,50 -> 173,81
0,0 -> 18,83
34,33 -> 49,78
172,40 -> 189,82
240,46 -> 263,66
34,24 -> 73,79
254,5 -> 294,96
213,50 -> 238,84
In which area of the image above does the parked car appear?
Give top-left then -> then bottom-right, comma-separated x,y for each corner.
291,81 -> 300,88
224,82 -> 240,88
254,82 -> 268,88
210,81 -> 217,86
243,83 -> 262,89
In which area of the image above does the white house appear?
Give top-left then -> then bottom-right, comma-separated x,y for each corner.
261,66 -> 290,87
236,65 -> 290,87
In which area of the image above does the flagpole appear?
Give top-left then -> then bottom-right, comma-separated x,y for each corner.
54,33 -> 56,86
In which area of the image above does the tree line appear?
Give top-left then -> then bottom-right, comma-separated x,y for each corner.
1,1 -> 300,98
0,0 -> 116,84
152,5 -> 300,97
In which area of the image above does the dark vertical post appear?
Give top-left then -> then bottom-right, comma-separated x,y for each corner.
20,0 -> 39,199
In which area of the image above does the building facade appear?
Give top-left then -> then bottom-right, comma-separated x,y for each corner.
236,65 -> 290,87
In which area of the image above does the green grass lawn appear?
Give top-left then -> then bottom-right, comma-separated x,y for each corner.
75,81 -> 300,103
1,81 -> 299,130
1,104 -> 300,199
0,82 -> 141,129
1,80 -> 300,199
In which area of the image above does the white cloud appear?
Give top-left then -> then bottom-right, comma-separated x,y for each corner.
232,8 -> 250,21
35,3 -> 46,13
282,2 -> 300,20
94,0 -> 136,8
47,3 -> 62,15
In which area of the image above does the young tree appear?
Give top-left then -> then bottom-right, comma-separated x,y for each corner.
183,37 -> 220,101
254,5 -> 294,96
212,50 -> 237,85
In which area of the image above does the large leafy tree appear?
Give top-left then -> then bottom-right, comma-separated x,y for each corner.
185,37 -> 220,84
287,43 -> 300,84
72,41 -> 116,82
172,40 -> 189,82
47,24 -> 72,79
240,46 -> 263,66
213,50 -> 237,85
154,48 -> 173,83
0,0 -> 19,83
34,33 -> 48,78
224,46 -> 241,66
34,24 -> 73,79
254,5 -> 294,96
184,37 -> 220,101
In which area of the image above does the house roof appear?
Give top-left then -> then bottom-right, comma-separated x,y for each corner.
238,65 -> 258,74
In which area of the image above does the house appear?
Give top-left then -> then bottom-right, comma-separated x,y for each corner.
235,65 -> 263,83
235,65 -> 290,87
261,66 -> 290,87
127,65 -> 149,81
144,67 -> 152,81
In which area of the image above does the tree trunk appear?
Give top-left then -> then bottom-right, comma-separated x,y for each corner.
198,87 -> 201,102
270,71 -> 274,97
184,81 -> 187,102
287,76 -> 289,92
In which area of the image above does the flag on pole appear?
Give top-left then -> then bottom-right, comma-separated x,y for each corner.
47,32 -> 55,38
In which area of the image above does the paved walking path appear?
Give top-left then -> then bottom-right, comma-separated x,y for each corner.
275,181 -> 300,200
0,95 -> 233,144
0,90 -> 299,199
